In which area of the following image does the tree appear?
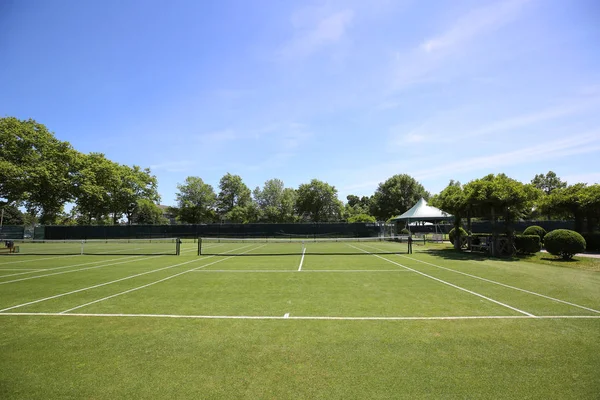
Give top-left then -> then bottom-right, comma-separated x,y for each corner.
464,174 -> 541,236
370,174 -> 430,221
175,177 -> 217,223
531,171 -> 567,195
296,179 -> 343,222
0,117 -> 78,224
72,153 -> 119,224
217,173 -> 252,222
539,183 -> 599,232
253,179 -> 297,222
131,199 -> 168,225
429,181 -> 467,249
347,213 -> 376,223
113,165 -> 160,224
0,203 -> 24,225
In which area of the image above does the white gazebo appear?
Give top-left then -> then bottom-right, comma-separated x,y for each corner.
390,198 -> 453,236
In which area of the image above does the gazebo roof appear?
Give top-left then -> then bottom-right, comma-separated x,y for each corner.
390,198 -> 453,221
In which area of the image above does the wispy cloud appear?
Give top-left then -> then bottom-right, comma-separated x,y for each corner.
196,129 -> 237,145
281,9 -> 354,59
414,131 -> 600,180
420,0 -> 531,54
393,0 -> 531,89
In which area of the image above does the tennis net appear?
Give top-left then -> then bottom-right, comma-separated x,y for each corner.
1,238 -> 181,256
198,236 -> 411,256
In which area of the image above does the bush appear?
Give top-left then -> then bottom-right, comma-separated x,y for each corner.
544,229 -> 586,260
523,225 -> 547,242
582,233 -> 600,252
400,228 -> 410,235
515,235 -> 541,254
449,227 -> 468,247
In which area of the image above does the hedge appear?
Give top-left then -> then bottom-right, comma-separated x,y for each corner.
515,235 -> 541,254
449,227 -> 468,246
544,229 -> 586,260
523,225 -> 547,242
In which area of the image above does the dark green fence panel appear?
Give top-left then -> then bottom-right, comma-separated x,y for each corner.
43,223 -> 389,240
0,225 -> 24,239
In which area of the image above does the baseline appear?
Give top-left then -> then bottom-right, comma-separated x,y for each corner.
1,312 -> 599,321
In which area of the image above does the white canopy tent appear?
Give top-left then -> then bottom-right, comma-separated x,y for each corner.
390,198 -> 453,235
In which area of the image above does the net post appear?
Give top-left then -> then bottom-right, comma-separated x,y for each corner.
176,238 -> 181,256
198,238 -> 202,256
81,240 -> 84,255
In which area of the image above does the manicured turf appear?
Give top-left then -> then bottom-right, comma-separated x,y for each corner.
1,241 -> 599,399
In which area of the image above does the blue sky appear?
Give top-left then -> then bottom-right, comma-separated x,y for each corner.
2,0 -> 599,206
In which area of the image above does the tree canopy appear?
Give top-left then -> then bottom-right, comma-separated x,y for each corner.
370,174 -> 429,221
296,179 -> 343,222
174,176 -> 217,224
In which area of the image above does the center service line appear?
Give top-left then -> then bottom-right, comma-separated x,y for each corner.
298,247 -> 306,271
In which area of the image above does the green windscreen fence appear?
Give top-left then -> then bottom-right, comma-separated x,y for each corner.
43,223 -> 394,240
0,226 -> 25,239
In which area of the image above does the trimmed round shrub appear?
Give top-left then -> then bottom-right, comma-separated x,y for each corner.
544,229 -> 586,260
400,228 -> 410,235
515,234 -> 541,254
523,225 -> 547,242
449,227 -> 468,246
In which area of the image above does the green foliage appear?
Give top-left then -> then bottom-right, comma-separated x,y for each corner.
581,233 -> 600,252
253,179 -> 297,223
0,204 -> 24,225
400,228 -> 410,235
523,225 -> 547,242
531,171 -> 567,195
544,229 -> 586,260
370,174 -> 429,221
464,174 -> 541,225
175,177 -> 217,223
347,213 -> 376,223
0,117 -> 78,223
217,173 -> 252,221
132,200 -> 168,225
449,227 -> 468,247
514,235 -> 541,254
296,179 -> 343,222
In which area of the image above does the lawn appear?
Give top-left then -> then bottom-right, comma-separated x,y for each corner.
0,241 -> 598,399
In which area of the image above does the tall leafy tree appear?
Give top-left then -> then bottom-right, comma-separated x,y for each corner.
429,181 -> 467,249
531,171 -> 567,195
217,173 -> 252,222
114,165 -> 160,224
0,203 -> 24,225
253,179 -> 297,222
370,174 -> 430,221
131,199 -> 168,225
539,183 -> 590,232
296,179 -> 343,222
175,177 -> 217,223
0,117 -> 77,223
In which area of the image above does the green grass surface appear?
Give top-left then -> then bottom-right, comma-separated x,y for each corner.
1,241 -> 599,399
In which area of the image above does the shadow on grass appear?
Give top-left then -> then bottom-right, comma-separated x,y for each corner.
417,248 -> 521,263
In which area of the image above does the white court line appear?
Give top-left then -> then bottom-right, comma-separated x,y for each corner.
1,312 -> 599,321
298,247 -> 306,271
284,313 -> 290,318
0,246 -> 247,313
0,268 -> 47,271
59,245 -> 266,314
0,254 -> 80,266
0,255 -> 141,279
0,247 -> 198,284
348,244 -> 535,317
189,269 -> 413,273
395,252 -> 600,315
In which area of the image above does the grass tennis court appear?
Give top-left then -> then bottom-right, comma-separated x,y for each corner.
1,241 -> 599,399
